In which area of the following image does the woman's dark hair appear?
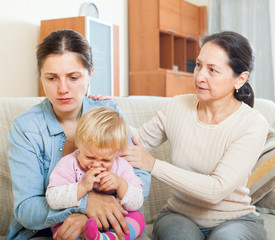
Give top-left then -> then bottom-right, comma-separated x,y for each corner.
200,31 -> 255,107
37,29 -> 93,75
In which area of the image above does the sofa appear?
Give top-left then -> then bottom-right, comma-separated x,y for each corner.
0,96 -> 274,240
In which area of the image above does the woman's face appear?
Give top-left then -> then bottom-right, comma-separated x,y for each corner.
40,52 -> 93,117
193,42 -> 238,103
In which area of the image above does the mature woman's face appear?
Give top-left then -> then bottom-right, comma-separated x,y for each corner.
193,42 -> 238,103
40,52 -> 93,117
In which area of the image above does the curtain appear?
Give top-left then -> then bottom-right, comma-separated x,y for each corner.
208,0 -> 274,101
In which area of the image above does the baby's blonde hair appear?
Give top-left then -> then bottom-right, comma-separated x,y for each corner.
75,106 -> 129,151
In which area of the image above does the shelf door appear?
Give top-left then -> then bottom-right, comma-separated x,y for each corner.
181,1 -> 199,37
166,72 -> 195,97
159,0 -> 181,33
86,17 -> 113,96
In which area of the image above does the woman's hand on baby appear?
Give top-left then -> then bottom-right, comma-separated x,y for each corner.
88,94 -> 118,104
53,213 -> 87,240
87,192 -> 129,239
120,136 -> 156,172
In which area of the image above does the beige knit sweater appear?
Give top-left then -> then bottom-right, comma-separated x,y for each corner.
134,94 -> 269,227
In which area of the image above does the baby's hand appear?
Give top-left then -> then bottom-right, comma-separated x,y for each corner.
98,171 -> 128,200
81,167 -> 105,192
97,171 -> 121,192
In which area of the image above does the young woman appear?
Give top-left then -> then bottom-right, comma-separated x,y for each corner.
7,30 -> 150,240
122,31 -> 269,240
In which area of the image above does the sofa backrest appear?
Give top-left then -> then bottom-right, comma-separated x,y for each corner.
0,97 -> 45,237
116,96 -> 172,224
254,98 -> 275,130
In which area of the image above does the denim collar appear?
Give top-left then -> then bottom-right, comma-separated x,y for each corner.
41,97 -> 90,136
42,99 -> 63,136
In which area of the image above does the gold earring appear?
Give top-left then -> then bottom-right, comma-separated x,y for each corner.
236,89 -> 239,93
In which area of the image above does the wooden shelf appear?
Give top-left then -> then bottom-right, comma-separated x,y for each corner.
159,32 -> 173,69
129,0 -> 207,96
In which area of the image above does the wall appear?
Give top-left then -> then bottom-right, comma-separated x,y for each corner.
0,0 -> 128,97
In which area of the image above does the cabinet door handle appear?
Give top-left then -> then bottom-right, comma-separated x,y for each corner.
168,29 -> 176,34
187,35 -> 195,39
174,74 -> 182,77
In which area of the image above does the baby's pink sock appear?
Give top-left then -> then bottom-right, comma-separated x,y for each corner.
84,210 -> 145,240
84,219 -> 100,240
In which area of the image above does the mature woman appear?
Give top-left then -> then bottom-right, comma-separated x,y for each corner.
122,31 -> 269,240
7,30 -> 150,240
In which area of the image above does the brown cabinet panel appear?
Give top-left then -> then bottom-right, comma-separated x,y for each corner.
160,32 -> 173,69
39,17 -> 120,96
159,0 -> 181,33
130,70 -> 195,97
130,72 -> 166,97
174,36 -> 186,71
129,0 -> 207,97
40,17 -> 86,42
129,0 -> 159,71
166,72 -> 195,97
181,1 -> 199,37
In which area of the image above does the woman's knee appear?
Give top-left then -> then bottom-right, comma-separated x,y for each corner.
152,210 -> 204,240
207,214 -> 267,240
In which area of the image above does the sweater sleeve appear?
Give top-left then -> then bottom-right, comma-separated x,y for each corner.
151,116 -> 269,204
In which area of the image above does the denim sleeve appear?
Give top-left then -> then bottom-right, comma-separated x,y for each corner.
133,167 -> 151,200
130,130 -> 151,200
8,121 -> 86,229
47,194 -> 88,225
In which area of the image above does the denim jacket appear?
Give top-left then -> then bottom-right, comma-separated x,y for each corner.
7,97 -> 151,240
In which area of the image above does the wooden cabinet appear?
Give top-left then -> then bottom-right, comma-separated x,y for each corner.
129,0 -> 207,97
39,16 -> 119,96
166,71 -> 194,97
129,70 -> 194,97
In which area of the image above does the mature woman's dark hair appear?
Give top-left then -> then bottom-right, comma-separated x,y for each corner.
200,31 -> 255,107
37,29 -> 93,75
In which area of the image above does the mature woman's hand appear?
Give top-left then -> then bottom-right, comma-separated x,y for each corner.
86,192 -> 129,239
88,94 -> 119,104
53,213 -> 87,240
121,136 -> 156,172
88,94 -> 111,101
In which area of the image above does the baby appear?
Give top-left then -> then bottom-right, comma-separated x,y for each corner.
46,106 -> 145,240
